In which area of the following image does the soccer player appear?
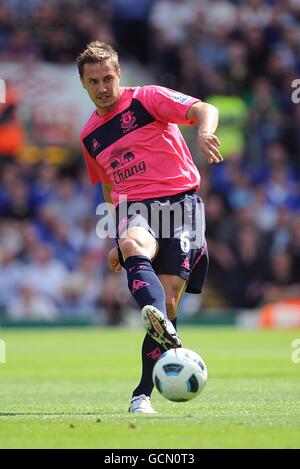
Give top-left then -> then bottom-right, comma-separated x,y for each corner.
78,42 -> 223,413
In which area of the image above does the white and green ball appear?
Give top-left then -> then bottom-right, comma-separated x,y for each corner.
152,347 -> 208,402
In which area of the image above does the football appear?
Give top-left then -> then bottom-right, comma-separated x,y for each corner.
152,347 -> 208,402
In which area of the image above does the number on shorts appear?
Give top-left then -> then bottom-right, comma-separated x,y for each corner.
180,231 -> 190,253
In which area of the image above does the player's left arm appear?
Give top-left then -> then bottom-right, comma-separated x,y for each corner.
187,101 -> 223,164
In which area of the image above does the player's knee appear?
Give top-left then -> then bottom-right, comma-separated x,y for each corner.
119,238 -> 142,259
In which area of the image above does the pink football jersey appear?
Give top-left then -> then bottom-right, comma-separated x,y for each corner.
80,85 -> 201,205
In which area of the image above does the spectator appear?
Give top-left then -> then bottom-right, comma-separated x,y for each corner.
228,224 -> 267,308
24,242 -> 69,301
109,0 -> 152,64
50,177 -> 93,224
0,248 -> 24,312
262,250 -> 300,303
6,281 -> 58,320
3,180 -> 35,220
100,271 -> 132,325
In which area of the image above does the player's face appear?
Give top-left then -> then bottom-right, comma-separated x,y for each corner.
81,61 -> 121,115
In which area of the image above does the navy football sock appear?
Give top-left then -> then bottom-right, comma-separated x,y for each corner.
124,255 -> 167,318
132,317 -> 179,398
132,334 -> 165,397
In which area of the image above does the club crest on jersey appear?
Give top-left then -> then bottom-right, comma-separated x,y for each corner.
120,111 -> 137,133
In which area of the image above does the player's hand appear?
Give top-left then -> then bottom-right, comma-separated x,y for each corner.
108,247 -> 122,272
197,132 -> 223,164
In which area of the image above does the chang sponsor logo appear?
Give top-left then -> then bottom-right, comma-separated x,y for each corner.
113,160 -> 146,184
109,147 -> 146,184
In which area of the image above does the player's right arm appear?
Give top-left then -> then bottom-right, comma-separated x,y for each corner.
101,183 -> 122,273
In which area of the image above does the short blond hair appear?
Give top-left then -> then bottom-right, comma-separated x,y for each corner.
76,41 -> 120,78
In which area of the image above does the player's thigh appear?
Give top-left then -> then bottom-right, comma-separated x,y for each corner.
158,274 -> 186,320
118,226 -> 159,261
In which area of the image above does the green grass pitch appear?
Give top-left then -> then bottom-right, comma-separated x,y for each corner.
0,326 -> 299,448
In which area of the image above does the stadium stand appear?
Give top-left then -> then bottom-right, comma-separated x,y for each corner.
0,0 -> 299,322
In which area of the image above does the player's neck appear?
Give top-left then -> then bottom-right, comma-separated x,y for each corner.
96,102 -> 118,116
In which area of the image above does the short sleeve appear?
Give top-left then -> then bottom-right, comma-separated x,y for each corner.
81,143 -> 112,185
137,85 -> 201,125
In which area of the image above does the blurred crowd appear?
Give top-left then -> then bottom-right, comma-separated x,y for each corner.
0,0 -> 300,321
0,163 -> 133,323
